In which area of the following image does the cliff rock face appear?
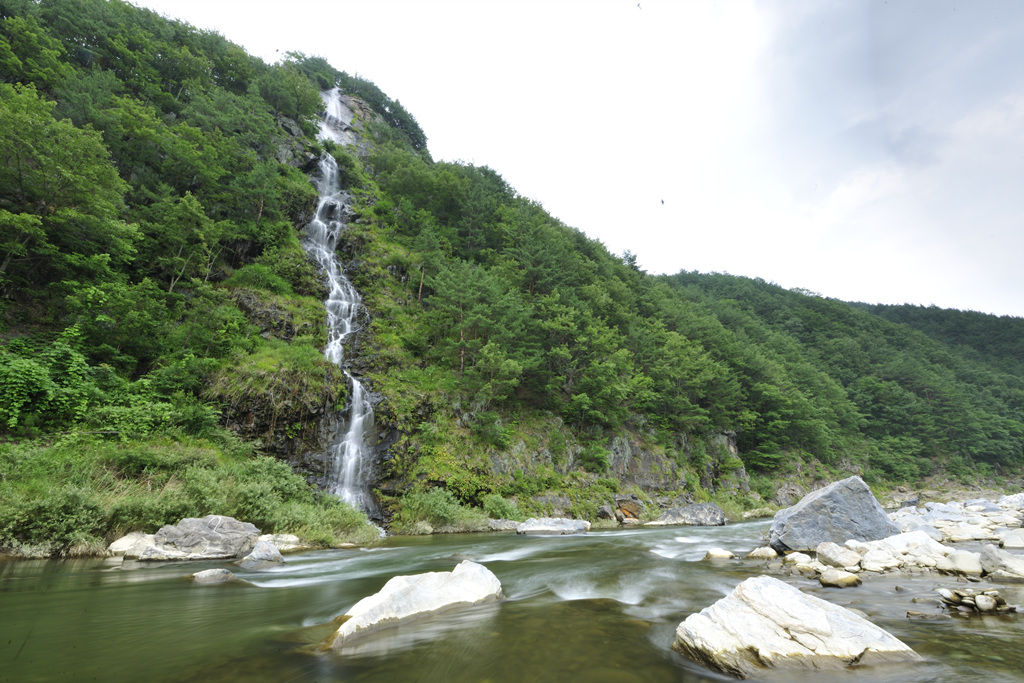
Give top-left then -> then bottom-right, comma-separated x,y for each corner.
607,434 -> 686,489
607,431 -> 748,494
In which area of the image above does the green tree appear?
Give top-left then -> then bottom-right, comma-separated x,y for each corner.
0,83 -> 138,289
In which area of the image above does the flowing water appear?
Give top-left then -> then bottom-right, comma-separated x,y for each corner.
4,523 -> 1024,682
303,88 -> 375,513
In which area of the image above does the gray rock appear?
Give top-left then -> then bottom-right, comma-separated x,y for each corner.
772,482 -> 808,507
327,560 -> 503,649
487,519 -> 520,531
236,540 -> 285,571
964,499 -> 1001,513
768,476 -> 900,553
516,517 -> 589,535
125,515 -> 261,561
672,575 -> 921,678
529,493 -> 572,517
613,494 -> 645,520
190,568 -> 237,585
596,505 -> 616,520
986,570 -> 1024,584
980,544 -> 1024,577
645,503 -> 725,527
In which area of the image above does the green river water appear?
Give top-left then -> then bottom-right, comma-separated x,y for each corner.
3,520 -> 1024,682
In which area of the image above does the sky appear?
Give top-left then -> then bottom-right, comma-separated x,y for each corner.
133,0 -> 1024,317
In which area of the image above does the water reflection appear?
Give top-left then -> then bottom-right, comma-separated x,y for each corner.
3,522 -> 1024,682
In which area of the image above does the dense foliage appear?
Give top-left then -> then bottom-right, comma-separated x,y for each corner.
1,0 -> 1022,554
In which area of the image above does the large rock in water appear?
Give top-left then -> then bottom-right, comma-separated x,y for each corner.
124,515 -> 261,561
327,560 -> 503,649
673,575 -> 922,678
768,476 -> 899,553
646,502 -> 725,527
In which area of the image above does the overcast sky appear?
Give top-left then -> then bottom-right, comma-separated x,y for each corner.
133,0 -> 1024,317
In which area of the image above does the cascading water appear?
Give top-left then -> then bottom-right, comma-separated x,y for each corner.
303,88 -> 377,515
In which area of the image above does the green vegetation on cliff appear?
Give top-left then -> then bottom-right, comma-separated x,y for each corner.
1,0 -> 1022,553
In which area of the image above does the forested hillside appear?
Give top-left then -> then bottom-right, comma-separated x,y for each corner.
1,0 -> 1022,556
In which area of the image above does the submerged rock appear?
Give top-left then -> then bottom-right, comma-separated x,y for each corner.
516,518 -> 589,535
189,568 -> 238,585
327,560 -> 503,649
236,540 -> 286,571
768,476 -> 900,553
645,503 -> 725,527
672,575 -> 922,678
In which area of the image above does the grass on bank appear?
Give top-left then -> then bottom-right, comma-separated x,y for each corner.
0,431 -> 379,558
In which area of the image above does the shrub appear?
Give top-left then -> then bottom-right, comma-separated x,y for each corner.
392,487 -> 488,534
0,486 -> 105,556
222,264 -> 293,295
481,493 -> 523,521
579,443 -> 610,474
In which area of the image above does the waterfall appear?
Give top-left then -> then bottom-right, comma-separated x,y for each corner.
303,88 -> 377,515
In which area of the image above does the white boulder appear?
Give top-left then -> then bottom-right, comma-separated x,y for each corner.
515,517 -> 589,535
107,532 -> 149,556
980,544 -> 1024,578
746,547 -> 779,560
998,493 -> 1024,509
328,561 -> 503,649
1000,528 -> 1024,549
819,568 -> 862,588
672,575 -> 921,678
936,549 -> 983,576
816,541 -> 862,570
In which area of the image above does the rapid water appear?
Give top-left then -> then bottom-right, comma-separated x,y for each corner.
303,89 -> 375,513
4,523 -> 1024,682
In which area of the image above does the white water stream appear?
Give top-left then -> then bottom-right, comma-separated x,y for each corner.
303,89 -> 376,514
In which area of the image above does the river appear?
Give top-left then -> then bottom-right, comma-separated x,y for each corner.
3,521 -> 1023,682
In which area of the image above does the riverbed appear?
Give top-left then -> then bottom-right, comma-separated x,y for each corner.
3,521 -> 1024,682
